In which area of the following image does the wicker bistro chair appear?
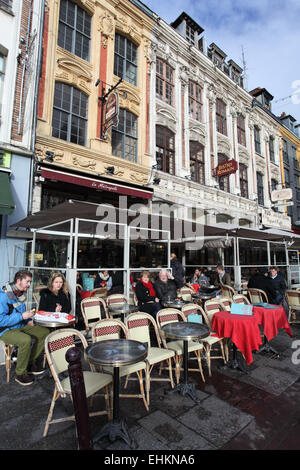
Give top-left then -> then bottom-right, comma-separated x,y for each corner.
125,312 -> 175,405
219,297 -> 233,311
221,284 -> 236,299
156,308 -> 205,384
232,294 -> 251,305
286,290 -> 300,324
179,286 -> 195,302
181,303 -> 226,377
91,319 -> 149,412
0,342 -> 17,383
106,294 -> 129,318
247,288 -> 269,304
81,297 -> 109,340
204,299 -> 229,362
43,329 -> 112,437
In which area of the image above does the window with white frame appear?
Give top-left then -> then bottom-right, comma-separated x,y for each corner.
254,126 -> 261,155
269,136 -> 275,163
188,81 -> 202,122
156,58 -> 174,106
216,98 -> 227,135
190,141 -> 205,184
237,114 -> 246,146
239,163 -> 248,198
156,125 -> 175,174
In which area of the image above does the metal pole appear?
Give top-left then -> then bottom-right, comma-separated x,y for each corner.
66,346 -> 93,450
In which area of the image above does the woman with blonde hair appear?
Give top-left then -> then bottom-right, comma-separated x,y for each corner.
135,270 -> 161,318
39,272 -> 71,313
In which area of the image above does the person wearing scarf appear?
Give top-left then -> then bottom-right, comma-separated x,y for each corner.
135,271 -> 162,318
0,270 -> 49,386
95,270 -> 112,290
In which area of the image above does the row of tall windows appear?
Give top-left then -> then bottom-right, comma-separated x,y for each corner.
52,0 -> 273,206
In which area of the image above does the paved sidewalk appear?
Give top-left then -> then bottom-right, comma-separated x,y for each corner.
1,325 -> 300,451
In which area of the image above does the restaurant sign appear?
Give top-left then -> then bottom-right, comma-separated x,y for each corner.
261,208 -> 291,230
215,159 -> 238,177
271,188 -> 293,202
103,91 -> 119,133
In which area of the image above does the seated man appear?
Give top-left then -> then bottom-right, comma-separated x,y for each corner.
247,267 -> 277,303
0,270 -> 49,386
154,269 -> 182,303
215,265 -> 232,288
268,266 -> 287,305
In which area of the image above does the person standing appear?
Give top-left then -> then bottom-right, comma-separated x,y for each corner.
0,270 -> 49,386
170,253 -> 185,288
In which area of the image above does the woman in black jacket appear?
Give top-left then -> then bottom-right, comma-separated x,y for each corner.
39,272 -> 72,313
135,271 -> 162,318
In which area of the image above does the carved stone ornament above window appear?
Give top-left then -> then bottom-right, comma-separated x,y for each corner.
189,125 -> 206,146
238,148 -> 250,165
156,106 -> 177,133
116,16 -> 142,44
217,135 -> 231,156
73,155 -> 96,170
56,57 -> 92,94
98,11 -> 114,48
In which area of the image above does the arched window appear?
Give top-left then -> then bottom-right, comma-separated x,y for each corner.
52,82 -> 88,146
112,108 -> 138,162
190,141 -> 205,184
156,125 -> 175,174
216,213 -> 233,224
239,163 -> 248,198
218,153 -> 230,192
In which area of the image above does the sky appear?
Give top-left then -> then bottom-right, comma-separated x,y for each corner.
142,0 -> 300,124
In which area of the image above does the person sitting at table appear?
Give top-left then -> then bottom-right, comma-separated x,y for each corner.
215,265 -> 232,288
135,271 -> 162,318
39,272 -> 71,313
268,266 -> 287,305
109,269 -> 124,294
190,268 -> 210,288
94,269 -> 112,291
154,269 -> 182,303
247,267 -> 277,303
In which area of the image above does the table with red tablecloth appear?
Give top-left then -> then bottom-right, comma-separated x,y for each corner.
77,289 -> 92,300
252,305 -> 293,341
212,310 -> 262,365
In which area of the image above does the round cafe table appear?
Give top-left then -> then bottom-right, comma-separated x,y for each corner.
85,338 -> 147,449
162,299 -> 189,309
108,304 -> 138,321
212,310 -> 262,373
160,322 -> 209,403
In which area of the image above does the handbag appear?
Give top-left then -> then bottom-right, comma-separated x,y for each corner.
230,303 -> 253,316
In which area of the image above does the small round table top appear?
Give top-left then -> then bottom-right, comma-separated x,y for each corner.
162,299 -> 189,309
86,338 -> 147,368
161,322 -> 210,341
108,304 -> 139,315
33,317 -> 75,328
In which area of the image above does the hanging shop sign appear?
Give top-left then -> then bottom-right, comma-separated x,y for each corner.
215,159 -> 238,177
271,188 -> 293,202
103,91 -> 119,133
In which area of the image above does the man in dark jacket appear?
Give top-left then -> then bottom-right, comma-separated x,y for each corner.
154,269 -> 182,303
268,266 -> 287,305
247,267 -> 277,303
170,253 -> 185,288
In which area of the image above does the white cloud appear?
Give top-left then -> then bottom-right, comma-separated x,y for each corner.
143,0 -> 300,122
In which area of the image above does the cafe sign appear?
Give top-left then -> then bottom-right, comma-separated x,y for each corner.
215,159 -> 238,177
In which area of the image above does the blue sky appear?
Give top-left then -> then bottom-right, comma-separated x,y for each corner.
142,0 -> 300,124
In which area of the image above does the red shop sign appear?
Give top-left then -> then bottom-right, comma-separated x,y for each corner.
215,159 -> 238,177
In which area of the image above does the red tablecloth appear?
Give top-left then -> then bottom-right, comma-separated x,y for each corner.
191,284 -> 199,292
212,311 -> 262,365
252,305 -> 293,341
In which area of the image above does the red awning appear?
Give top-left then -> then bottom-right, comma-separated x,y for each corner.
41,167 -> 153,200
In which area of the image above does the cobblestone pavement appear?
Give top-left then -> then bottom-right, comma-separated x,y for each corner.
1,325 -> 300,452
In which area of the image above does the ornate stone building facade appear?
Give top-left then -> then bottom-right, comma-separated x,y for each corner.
147,12 -> 290,231
32,0 -> 154,213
